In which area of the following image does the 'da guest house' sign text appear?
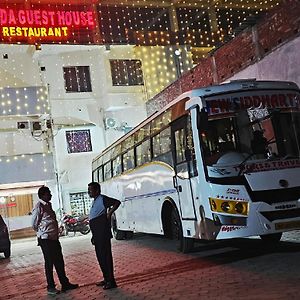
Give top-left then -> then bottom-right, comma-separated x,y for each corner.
0,4 -> 97,44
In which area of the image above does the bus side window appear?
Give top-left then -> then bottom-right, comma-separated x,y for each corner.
104,161 -> 112,180
136,139 -> 151,166
175,128 -> 185,164
123,148 -> 135,171
174,120 -> 198,178
98,166 -> 104,182
92,170 -> 98,182
186,118 -> 198,177
112,156 -> 122,177
152,127 -> 173,165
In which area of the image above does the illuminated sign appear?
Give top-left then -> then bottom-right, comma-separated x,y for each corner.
206,91 -> 300,115
0,5 -> 97,44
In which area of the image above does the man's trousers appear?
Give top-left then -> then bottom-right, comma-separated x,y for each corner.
89,215 -> 115,283
39,239 -> 69,289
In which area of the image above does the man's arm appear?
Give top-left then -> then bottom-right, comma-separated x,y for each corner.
105,196 -> 121,220
31,204 -> 42,231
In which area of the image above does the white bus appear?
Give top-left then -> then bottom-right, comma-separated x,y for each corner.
92,79 -> 300,252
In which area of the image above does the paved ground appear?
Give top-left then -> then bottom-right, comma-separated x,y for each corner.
1,230 -> 300,300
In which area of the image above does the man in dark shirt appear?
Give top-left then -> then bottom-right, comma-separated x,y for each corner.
88,182 -> 120,290
251,130 -> 268,156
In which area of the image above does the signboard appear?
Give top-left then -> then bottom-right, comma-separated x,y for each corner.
0,203 -> 17,208
0,4 -> 98,44
205,90 -> 300,115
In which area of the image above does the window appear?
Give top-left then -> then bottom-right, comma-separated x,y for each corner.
153,127 -> 173,165
175,128 -> 186,164
112,156 -> 122,177
92,170 -> 98,182
123,148 -> 135,171
69,192 -> 92,216
104,162 -> 112,180
98,167 -> 104,182
136,139 -> 151,166
66,130 -> 92,153
110,59 -> 144,86
63,66 -> 92,92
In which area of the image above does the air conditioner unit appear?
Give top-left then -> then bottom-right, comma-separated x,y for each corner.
17,121 -> 29,129
104,117 -> 118,129
31,121 -> 43,136
32,121 -> 42,131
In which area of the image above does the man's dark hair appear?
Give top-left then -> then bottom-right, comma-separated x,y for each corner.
38,186 -> 50,198
88,182 -> 101,192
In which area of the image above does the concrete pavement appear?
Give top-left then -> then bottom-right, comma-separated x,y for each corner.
1,231 -> 300,299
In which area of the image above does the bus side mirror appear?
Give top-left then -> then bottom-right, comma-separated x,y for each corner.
197,108 -> 208,131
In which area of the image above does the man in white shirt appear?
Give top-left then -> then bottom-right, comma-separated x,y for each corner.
32,186 -> 78,295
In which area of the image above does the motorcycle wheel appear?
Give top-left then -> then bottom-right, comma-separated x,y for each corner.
65,227 -> 69,236
59,225 -> 66,237
80,226 -> 90,235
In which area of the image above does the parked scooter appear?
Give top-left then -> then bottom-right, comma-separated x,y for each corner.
59,214 -> 90,236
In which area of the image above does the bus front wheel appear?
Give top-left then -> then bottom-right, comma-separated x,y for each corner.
260,232 -> 282,243
170,207 -> 194,253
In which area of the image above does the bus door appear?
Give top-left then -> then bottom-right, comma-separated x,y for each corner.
171,117 -> 197,220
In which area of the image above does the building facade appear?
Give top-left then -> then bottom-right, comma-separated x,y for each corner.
0,0 -> 292,233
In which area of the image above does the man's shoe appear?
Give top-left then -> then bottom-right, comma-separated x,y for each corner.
47,288 -> 61,295
103,281 -> 117,290
96,280 -> 106,287
61,283 -> 79,292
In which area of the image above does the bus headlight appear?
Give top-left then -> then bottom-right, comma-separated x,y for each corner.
211,199 -> 217,210
209,197 -> 249,216
235,202 -> 245,214
221,201 -> 231,212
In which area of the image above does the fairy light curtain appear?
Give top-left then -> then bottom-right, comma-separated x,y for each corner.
97,0 -> 281,48
0,1 -> 281,48
110,59 -> 144,86
66,129 -> 92,154
63,66 -> 92,93
0,86 -> 49,116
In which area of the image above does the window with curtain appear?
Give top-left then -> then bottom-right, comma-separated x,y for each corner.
63,66 -> 92,92
66,129 -> 92,153
110,59 -> 144,86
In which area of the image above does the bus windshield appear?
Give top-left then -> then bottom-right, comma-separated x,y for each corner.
199,90 -> 300,178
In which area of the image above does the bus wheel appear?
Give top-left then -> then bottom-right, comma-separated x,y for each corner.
111,213 -> 126,240
171,207 -> 194,253
260,232 -> 282,243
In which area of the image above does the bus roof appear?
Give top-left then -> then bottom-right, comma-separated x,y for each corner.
190,79 -> 299,98
93,79 -> 299,162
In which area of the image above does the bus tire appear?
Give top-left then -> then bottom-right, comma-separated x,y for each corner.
114,229 -> 126,240
170,206 -> 194,253
260,232 -> 282,243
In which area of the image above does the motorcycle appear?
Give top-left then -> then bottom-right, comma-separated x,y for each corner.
59,214 -> 90,236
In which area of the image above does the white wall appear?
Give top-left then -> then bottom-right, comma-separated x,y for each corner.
0,43 -> 186,216
35,45 -> 149,211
